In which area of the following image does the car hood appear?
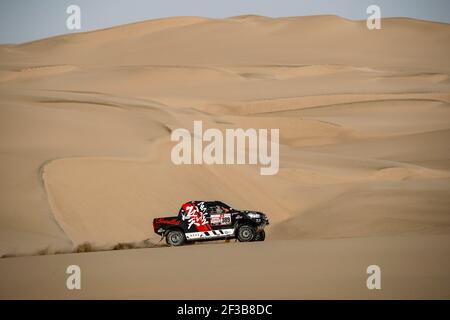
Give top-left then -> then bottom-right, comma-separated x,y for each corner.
240,210 -> 266,217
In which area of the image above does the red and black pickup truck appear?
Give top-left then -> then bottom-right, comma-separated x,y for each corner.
153,201 -> 269,246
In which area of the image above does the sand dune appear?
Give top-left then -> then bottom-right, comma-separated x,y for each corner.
0,15 -> 449,298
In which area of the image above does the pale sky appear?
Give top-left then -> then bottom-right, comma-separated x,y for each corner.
1,0 -> 449,44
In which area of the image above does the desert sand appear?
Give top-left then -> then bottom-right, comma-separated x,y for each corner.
0,15 -> 449,299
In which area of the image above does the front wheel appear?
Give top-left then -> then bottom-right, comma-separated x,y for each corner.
236,224 -> 256,242
166,229 -> 186,246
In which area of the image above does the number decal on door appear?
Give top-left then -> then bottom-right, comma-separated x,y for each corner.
221,214 -> 231,225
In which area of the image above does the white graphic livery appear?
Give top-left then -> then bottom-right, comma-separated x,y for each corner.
185,228 -> 235,240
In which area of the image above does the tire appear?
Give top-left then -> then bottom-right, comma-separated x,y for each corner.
165,229 -> 186,246
236,224 -> 256,242
253,230 -> 265,241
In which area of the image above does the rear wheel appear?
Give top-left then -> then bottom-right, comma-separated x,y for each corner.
236,224 -> 256,242
253,230 -> 265,241
166,229 -> 186,246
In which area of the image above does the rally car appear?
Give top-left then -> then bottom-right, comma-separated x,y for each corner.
153,201 -> 269,246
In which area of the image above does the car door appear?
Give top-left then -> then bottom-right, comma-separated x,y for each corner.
208,205 -> 233,231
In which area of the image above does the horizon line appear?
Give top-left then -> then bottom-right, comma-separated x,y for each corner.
2,14 -> 449,46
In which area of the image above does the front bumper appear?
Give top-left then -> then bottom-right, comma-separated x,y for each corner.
256,216 -> 269,231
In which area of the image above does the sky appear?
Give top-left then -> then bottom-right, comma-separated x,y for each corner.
0,0 -> 449,44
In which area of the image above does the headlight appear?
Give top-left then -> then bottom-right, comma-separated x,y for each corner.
247,213 -> 261,219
